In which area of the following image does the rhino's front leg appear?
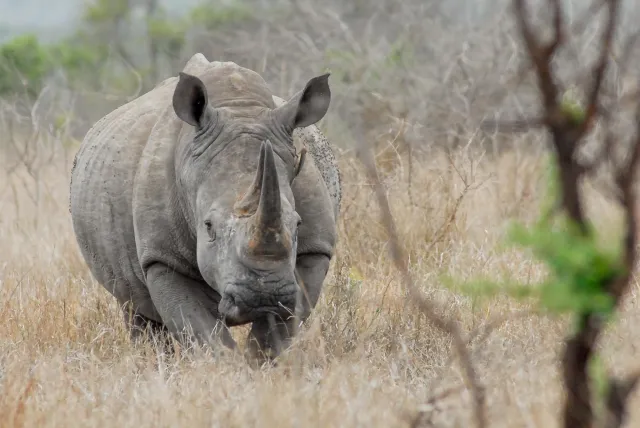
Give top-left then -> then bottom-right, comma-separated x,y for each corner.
294,253 -> 331,320
245,316 -> 295,366
145,263 -> 237,351
245,253 -> 330,363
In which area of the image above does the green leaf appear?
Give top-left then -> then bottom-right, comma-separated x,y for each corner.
589,353 -> 611,419
561,90 -> 586,125
0,34 -> 51,97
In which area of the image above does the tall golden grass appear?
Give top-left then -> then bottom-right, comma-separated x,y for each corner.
1,140 -> 639,427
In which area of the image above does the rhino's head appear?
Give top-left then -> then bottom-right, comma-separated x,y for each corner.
171,70 -> 331,327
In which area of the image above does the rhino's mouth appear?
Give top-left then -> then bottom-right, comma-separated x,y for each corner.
218,283 -> 297,326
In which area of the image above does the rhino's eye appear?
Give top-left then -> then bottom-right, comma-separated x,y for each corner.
204,220 -> 216,241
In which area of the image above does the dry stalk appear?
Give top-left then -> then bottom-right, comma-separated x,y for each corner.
354,141 -> 487,428
406,384 -> 467,428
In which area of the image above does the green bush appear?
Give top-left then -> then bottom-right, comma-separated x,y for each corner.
189,2 -> 252,31
444,158 -> 622,326
148,17 -> 186,59
0,32 -> 110,98
0,34 -> 50,97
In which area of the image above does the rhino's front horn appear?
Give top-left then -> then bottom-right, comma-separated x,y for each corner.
235,140 -> 290,261
234,142 -> 266,217
255,140 -> 282,233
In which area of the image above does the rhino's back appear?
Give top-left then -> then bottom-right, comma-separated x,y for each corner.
69,81 -> 178,315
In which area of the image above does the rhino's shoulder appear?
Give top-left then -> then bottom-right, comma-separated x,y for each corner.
70,90 -> 153,198
71,54 -> 217,203
295,125 -> 342,214
271,94 -> 342,215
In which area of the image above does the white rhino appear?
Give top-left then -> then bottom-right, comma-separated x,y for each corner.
69,53 -> 341,361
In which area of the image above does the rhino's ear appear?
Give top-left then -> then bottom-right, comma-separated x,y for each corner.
274,73 -> 331,130
172,72 -> 209,128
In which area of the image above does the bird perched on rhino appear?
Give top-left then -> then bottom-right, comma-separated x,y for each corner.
69,53 -> 341,363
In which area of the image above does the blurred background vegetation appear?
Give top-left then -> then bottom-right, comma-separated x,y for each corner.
1,0 -> 640,163
3,3 -> 640,425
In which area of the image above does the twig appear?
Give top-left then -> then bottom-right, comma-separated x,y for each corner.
354,140 -> 487,428
408,384 -> 467,427
580,0 -> 620,135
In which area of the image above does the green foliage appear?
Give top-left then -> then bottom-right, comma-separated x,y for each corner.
48,41 -> 107,81
589,353 -> 611,419
323,37 -> 415,87
147,17 -> 186,58
0,32 -> 110,97
443,276 -> 537,302
83,0 -> 130,24
0,0 -> 265,98
53,113 -> 71,132
189,2 -> 252,31
324,49 -> 358,64
560,89 -> 586,126
384,39 -> 415,69
445,155 -> 623,324
0,34 -> 50,97
323,48 -> 359,83
507,217 -> 620,318
0,0 -> 180,96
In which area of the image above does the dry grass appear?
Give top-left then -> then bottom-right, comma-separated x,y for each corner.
1,138 -> 640,427
3,0 -> 640,425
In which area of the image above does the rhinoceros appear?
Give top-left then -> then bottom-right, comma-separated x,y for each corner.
69,53 -> 341,361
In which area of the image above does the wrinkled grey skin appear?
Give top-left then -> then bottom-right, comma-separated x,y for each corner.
69,53 -> 341,362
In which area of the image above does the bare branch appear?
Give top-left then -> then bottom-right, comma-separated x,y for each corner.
604,372 -> 640,428
512,0 -> 562,115
354,140 -> 487,428
613,29 -> 640,81
570,0 -> 610,36
546,0 -> 564,55
581,0 -> 621,134
481,117 -> 546,133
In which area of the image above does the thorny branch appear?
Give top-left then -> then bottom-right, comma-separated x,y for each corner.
354,141 -> 487,428
486,0 -> 640,427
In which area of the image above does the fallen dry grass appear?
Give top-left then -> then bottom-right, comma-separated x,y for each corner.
1,141 -> 640,427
